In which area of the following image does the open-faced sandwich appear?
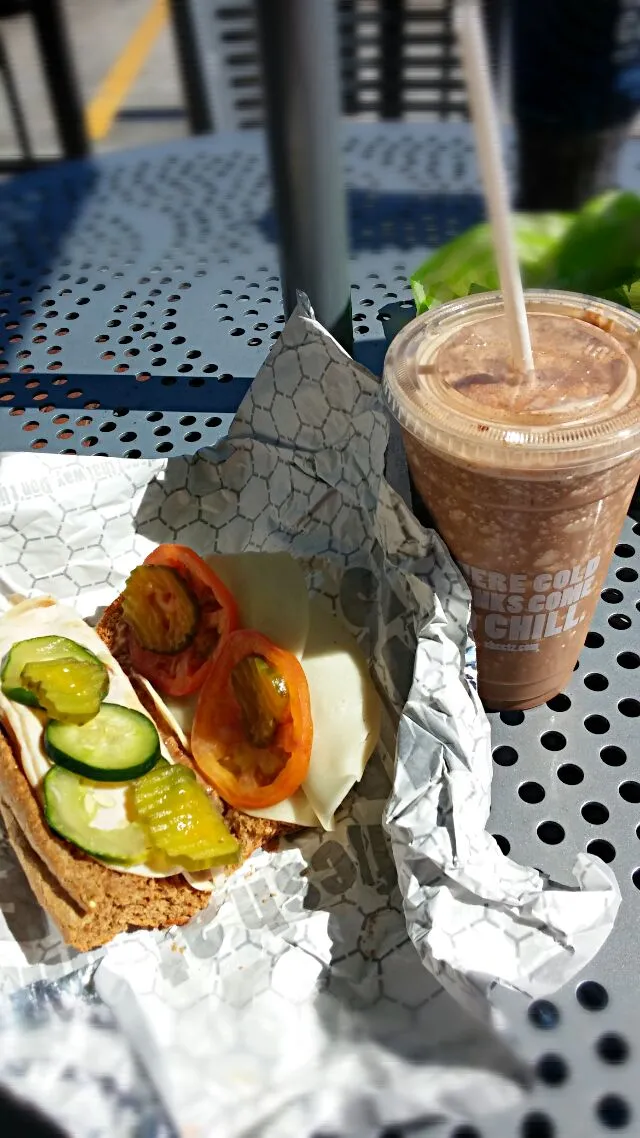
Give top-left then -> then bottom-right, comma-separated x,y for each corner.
0,545 -> 381,951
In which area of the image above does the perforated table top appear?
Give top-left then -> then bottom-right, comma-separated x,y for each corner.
1,123 -> 640,1138
0,123 -> 485,457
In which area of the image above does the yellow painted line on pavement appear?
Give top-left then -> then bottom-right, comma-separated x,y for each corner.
86,0 -> 168,142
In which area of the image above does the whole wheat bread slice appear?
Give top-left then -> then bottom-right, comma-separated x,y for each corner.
0,600 -> 292,952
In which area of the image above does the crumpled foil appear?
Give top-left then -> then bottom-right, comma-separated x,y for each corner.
0,301 -> 619,1137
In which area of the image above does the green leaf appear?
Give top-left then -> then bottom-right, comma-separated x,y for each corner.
410,212 -> 573,314
625,280 -> 640,312
553,191 -> 640,294
409,190 -> 640,317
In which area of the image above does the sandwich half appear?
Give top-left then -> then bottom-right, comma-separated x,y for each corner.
0,544 -> 381,953
0,595 -> 288,953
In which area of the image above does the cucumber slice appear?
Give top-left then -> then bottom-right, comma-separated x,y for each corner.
44,765 -> 150,864
20,656 -> 108,724
45,703 -> 160,781
1,636 -> 109,708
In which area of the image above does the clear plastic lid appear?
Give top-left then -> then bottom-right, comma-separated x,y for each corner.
382,290 -> 640,473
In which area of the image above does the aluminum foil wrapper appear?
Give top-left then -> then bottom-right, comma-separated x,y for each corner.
0,301 -> 620,1137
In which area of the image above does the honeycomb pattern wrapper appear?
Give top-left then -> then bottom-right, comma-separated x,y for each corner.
0,299 -> 619,1138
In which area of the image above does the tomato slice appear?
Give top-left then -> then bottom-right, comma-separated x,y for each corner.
127,545 -> 239,697
191,629 -> 313,810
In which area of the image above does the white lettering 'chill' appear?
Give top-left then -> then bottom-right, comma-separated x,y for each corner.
459,557 -> 601,651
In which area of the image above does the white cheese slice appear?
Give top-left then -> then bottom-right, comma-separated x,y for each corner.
0,598 -> 212,886
244,788 -> 319,829
136,590 -> 381,832
300,597 -> 381,831
206,552 -> 309,659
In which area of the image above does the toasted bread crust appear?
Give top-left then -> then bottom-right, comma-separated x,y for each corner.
0,598 -> 292,951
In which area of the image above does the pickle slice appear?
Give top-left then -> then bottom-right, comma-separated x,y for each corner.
2,635 -> 108,708
133,761 -> 241,870
231,654 -> 289,747
122,564 -> 198,654
20,655 -> 109,724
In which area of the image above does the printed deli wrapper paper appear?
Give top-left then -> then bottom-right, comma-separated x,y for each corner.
0,301 -> 620,1137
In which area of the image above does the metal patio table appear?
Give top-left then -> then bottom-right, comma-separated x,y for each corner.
0,122 -> 639,1138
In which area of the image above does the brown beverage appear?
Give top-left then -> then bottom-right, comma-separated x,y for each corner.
383,290 -> 640,709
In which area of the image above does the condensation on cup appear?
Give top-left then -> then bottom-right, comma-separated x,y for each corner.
383,290 -> 640,710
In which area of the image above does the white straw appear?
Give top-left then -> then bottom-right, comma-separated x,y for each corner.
455,0 -> 534,376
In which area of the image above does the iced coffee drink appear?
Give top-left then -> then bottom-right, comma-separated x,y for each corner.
383,290 -> 640,709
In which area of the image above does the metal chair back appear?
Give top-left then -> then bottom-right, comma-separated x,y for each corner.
169,0 -> 483,133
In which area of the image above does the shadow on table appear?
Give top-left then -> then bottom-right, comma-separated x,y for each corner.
352,335 -> 388,377
357,295 -> 417,377
0,372 -> 254,417
0,160 -> 99,343
257,189 -> 485,255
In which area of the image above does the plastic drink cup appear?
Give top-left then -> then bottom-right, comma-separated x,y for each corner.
383,289 -> 640,709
